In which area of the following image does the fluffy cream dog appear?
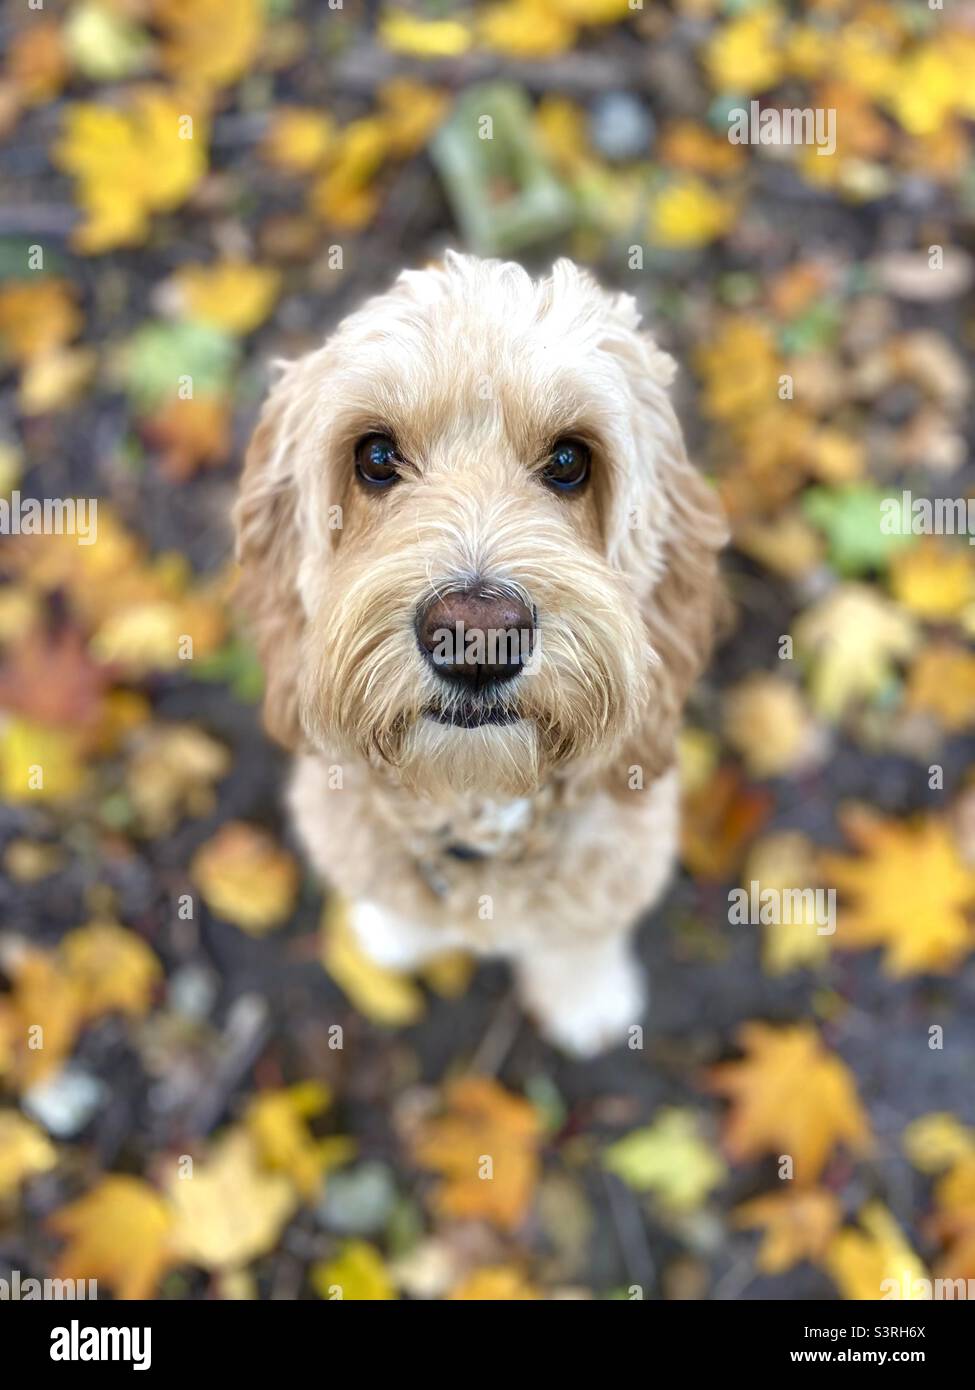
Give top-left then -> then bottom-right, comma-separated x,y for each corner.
235,252 -> 726,1055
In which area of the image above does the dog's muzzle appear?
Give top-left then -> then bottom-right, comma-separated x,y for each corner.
415,581 -> 536,690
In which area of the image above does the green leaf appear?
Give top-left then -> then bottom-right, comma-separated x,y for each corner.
603,1108 -> 727,1213
120,321 -> 238,414
803,484 -> 916,577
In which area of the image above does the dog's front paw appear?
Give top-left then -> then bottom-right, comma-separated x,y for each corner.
516,938 -> 646,1058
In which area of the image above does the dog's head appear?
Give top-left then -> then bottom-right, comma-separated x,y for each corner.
235,253 -> 727,797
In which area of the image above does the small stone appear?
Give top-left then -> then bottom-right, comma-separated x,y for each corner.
589,93 -> 654,163
23,1067 -> 107,1137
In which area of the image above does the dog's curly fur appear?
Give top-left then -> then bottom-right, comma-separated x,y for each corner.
235,252 -> 727,1055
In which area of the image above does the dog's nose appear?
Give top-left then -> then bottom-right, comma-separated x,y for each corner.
416,583 -> 535,687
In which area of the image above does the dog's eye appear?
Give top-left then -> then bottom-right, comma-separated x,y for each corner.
355,433 -> 401,487
541,439 -> 591,491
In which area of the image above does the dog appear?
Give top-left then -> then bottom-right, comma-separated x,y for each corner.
234,252 -> 727,1056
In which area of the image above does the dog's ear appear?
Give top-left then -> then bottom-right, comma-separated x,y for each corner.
605,314 -> 729,783
233,366 -> 306,749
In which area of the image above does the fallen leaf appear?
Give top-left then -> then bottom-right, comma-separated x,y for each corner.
167,1129 -> 296,1271
681,763 -> 773,881
803,484 -> 914,576
154,0 -> 263,90
54,87 -> 208,253
793,583 -> 918,720
168,260 -> 280,336
744,831 -> 832,975
60,920 -> 161,1021
320,894 -> 425,1027
413,1077 -> 542,1232
905,643 -> 975,731
125,722 -> 230,836
825,1202 -> 929,1301
245,1081 -> 348,1200
192,822 -> 299,934
603,1108 -> 727,1213
0,949 -> 85,1089
0,278 -> 81,364
379,11 -> 472,58
903,1114 -> 975,1175
261,108 -> 334,173
889,540 -> 975,622
312,1240 -> 396,1300
141,394 -> 232,480
650,176 -> 735,248
447,1266 -> 540,1300
723,674 -> 820,779
820,808 -> 975,976
705,10 -> 784,95
734,1187 -> 842,1274
50,1176 -> 174,1299
0,1110 -> 57,1199
19,346 -> 97,415
709,1023 -> 871,1183
0,718 -> 87,804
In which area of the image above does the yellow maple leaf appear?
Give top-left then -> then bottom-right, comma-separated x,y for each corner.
820,808 -> 975,976
320,894 -> 425,1026
734,1187 -> 842,1274
154,0 -> 263,90
705,10 -> 785,95
0,949 -> 85,1089
0,278 -> 81,364
0,718 -> 86,805
709,1023 -> 871,1183
312,1240 -> 396,1300
379,10 -> 472,57
192,821 -> 299,934
246,1081 -> 353,1200
0,1110 -> 57,1200
886,43 -> 959,138
261,108 -> 334,173
793,583 -> 918,720
379,79 -> 450,159
448,1266 -> 541,1300
551,0 -> 632,22
903,1114 -> 975,1175
478,0 -> 576,59
650,176 -> 735,248
696,315 -> 781,424
60,920 -> 161,1020
825,1202 -> 929,1301
49,1176 -> 175,1299
413,1077 -> 542,1231
54,87 -> 207,253
905,642 -> 975,732
167,1129 -> 296,1271
169,260 -> 280,335
309,116 -> 388,230
890,540 -> 975,622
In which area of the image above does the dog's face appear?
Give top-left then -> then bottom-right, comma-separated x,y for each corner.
235,254 -> 726,797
